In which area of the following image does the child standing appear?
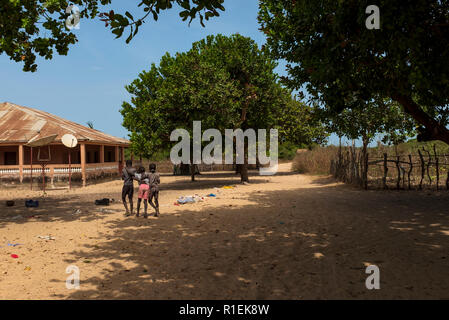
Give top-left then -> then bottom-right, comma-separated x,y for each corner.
121,160 -> 136,217
148,163 -> 160,217
135,166 -> 150,218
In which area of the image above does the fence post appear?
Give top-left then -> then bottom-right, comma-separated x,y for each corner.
434,144 -> 439,190
418,149 -> 425,190
364,152 -> 369,190
396,156 -> 401,190
423,147 -> 432,186
446,167 -> 449,190
383,153 -> 388,189
408,155 -> 413,190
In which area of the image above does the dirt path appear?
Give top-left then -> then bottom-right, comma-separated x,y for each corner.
0,163 -> 448,299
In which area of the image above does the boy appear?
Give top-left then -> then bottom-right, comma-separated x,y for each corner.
121,160 -> 136,217
135,166 -> 150,218
148,163 -> 160,217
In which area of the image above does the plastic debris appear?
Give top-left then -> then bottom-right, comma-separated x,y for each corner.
73,209 -> 82,215
7,242 -> 22,247
100,209 -> 114,213
25,200 -> 39,208
10,254 -> 19,259
177,196 -> 195,205
207,193 -> 217,197
37,235 -> 56,241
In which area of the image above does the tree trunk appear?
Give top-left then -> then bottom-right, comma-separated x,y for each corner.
190,164 -> 195,182
190,148 -> 195,182
240,142 -> 249,183
235,164 -> 241,174
392,93 -> 449,144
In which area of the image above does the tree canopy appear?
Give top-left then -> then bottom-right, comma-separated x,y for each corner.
121,34 -> 326,182
0,0 -> 224,71
258,0 -> 449,144
319,98 -> 416,148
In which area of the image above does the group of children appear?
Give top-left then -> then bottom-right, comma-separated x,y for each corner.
121,160 -> 160,219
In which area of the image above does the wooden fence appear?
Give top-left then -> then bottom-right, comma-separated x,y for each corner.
330,145 -> 449,190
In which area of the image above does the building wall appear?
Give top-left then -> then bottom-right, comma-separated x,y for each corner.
1,144 -> 122,165
22,144 -> 81,165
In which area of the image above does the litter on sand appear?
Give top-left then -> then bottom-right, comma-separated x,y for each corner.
177,196 -> 196,205
222,186 -> 234,189
10,254 -> 19,259
73,209 -> 82,215
25,200 -> 39,208
99,208 -> 114,213
207,193 -> 217,197
7,242 -> 22,247
37,235 -> 56,241
177,195 -> 205,205
95,198 -> 110,206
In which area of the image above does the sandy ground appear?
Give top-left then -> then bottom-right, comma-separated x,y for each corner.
0,162 -> 448,299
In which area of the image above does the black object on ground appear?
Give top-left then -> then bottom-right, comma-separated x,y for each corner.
25,200 -> 39,208
95,198 -> 110,206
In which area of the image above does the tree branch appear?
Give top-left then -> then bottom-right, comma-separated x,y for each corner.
391,93 -> 449,143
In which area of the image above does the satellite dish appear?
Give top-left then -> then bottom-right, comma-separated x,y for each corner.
62,134 -> 78,148
26,134 -> 58,147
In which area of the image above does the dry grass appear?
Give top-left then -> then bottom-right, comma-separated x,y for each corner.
293,146 -> 339,175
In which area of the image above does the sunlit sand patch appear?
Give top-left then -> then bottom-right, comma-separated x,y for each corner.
182,231 -> 205,237
297,232 -> 317,237
311,243 -> 329,248
238,232 -> 257,238
415,242 -> 442,249
237,277 -> 251,284
390,226 -> 414,231
214,272 -> 225,277
430,223 -> 442,227
313,252 -> 324,259
391,221 -> 419,225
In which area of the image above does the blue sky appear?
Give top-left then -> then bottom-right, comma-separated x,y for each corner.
1,0 -> 346,145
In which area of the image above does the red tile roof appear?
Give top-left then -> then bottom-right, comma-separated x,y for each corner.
0,102 -> 129,146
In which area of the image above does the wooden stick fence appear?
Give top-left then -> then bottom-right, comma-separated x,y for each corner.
330,146 -> 449,191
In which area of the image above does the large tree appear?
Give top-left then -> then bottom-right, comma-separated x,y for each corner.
121,34 -> 324,182
0,0 -> 224,71
258,0 -> 449,144
320,98 -> 416,157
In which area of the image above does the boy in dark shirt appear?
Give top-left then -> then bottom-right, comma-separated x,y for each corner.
148,163 -> 160,217
122,160 -> 136,217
